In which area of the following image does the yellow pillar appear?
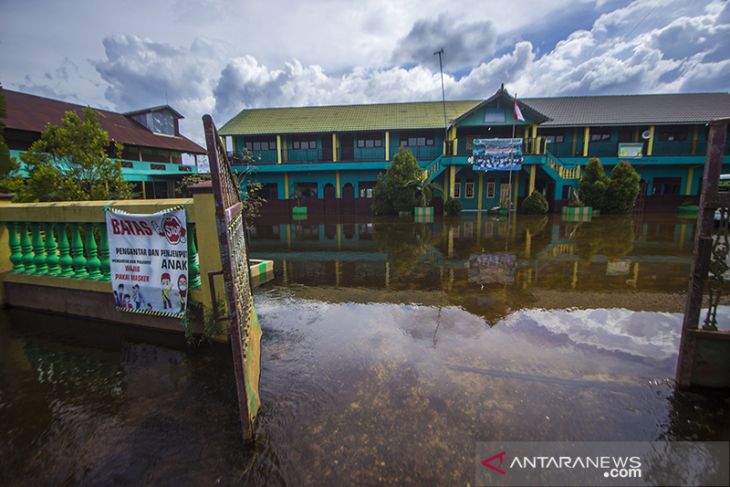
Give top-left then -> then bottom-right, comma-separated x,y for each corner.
335,170 -> 341,198
286,224 -> 291,249
335,260 -> 341,287
528,164 -> 536,194
631,262 -> 640,289
691,126 -> 698,155
513,172 -> 520,208
477,172 -> 484,211
647,126 -> 655,156
337,224 -> 342,250
282,259 -> 288,285
525,229 -> 532,259
141,181 -> 147,199
685,167 -> 694,196
276,135 -> 282,164
583,127 -> 590,156
283,172 -> 289,199
281,136 -> 288,162
449,165 -> 456,198
384,131 -> 390,161
385,261 -> 390,288
531,125 -> 538,154
191,189 -> 224,312
332,133 -> 337,162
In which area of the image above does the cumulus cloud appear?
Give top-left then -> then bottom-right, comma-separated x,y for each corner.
391,13 -> 497,70
36,0 -> 725,144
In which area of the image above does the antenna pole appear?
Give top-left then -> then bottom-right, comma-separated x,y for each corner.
434,48 -> 448,147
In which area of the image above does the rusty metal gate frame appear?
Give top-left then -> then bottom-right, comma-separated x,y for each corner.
203,114 -> 261,440
677,117 -> 729,387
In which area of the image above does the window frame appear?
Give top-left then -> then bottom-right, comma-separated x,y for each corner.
465,181 -> 475,199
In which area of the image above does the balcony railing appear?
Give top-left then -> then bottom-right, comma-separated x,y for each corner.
9,150 -> 197,175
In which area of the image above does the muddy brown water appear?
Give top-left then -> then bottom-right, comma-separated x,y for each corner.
1,213 -> 729,486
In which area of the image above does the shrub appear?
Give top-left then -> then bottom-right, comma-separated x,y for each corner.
605,161 -> 640,213
579,157 -> 609,210
371,147 -> 422,215
521,191 -> 549,214
444,197 -> 462,216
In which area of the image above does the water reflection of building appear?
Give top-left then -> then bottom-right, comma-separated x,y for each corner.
250,215 -> 695,321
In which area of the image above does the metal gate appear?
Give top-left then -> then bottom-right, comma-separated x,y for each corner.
203,114 -> 262,440
677,117 -> 729,388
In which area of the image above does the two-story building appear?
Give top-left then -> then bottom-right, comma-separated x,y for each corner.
2,89 -> 206,198
219,87 -> 730,214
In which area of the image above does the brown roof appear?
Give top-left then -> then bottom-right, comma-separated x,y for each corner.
2,89 -> 205,154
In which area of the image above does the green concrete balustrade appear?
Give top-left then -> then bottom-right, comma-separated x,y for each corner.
1,202 -> 202,287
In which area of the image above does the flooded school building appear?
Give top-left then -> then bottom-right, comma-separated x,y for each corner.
219,87 -> 730,213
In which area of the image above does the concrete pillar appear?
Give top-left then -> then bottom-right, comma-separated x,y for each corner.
528,164 -> 536,194
384,131 -> 390,161
554,182 -> 564,201
449,165 -> 456,198
190,184 -> 224,312
332,133 -> 337,162
336,170 -> 341,198
276,135 -> 282,164
583,127 -> 590,157
283,173 -> 290,199
647,126 -> 655,156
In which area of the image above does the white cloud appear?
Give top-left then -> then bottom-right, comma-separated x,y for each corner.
4,0 -> 730,145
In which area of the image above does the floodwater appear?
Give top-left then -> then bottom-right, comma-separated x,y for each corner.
1,213 -> 729,486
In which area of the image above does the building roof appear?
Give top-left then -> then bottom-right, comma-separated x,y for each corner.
219,100 -> 482,136
2,89 -> 205,154
123,104 -> 185,119
523,93 -> 730,127
220,92 -> 730,135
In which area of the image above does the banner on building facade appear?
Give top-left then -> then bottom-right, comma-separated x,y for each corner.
618,142 -> 643,159
470,138 -> 523,171
105,206 -> 189,319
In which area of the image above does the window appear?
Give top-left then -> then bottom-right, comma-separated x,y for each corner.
545,135 -> 565,144
486,180 -> 496,198
245,140 -> 276,151
401,135 -> 435,147
590,131 -> 612,142
293,140 -> 317,150
358,138 -> 383,148
465,181 -> 475,198
454,182 -> 461,198
658,127 -> 689,142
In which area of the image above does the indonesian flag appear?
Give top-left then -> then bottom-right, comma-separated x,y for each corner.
514,96 -> 525,122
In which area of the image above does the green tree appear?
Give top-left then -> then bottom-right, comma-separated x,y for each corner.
372,146 -> 423,215
3,108 -> 132,201
0,87 -> 11,178
579,157 -> 609,210
605,161 -> 640,213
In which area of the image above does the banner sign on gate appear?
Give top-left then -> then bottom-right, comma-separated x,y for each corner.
470,138 -> 523,172
105,206 -> 189,318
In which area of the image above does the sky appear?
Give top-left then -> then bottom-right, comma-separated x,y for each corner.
1,0 -> 729,144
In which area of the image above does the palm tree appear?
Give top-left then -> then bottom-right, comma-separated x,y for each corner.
409,176 -> 442,207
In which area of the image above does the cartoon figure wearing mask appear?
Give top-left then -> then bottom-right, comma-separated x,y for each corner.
131,284 -> 146,309
161,272 -> 173,309
176,274 -> 188,313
